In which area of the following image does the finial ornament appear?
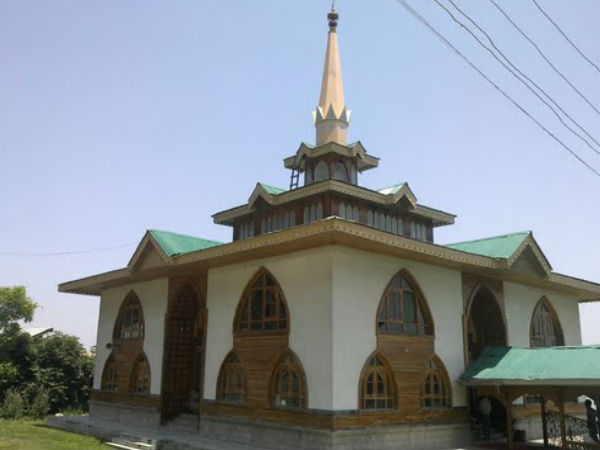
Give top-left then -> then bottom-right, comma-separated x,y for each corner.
328,6 -> 338,31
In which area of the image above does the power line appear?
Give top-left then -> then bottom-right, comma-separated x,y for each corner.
432,0 -> 600,157
530,0 -> 600,75
0,242 -> 136,257
489,0 -> 600,119
394,0 -> 600,179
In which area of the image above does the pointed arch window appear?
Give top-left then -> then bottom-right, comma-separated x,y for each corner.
235,269 -> 288,333
101,354 -> 118,392
332,162 -> 348,182
113,291 -> 144,341
360,354 -> 396,410
377,271 -> 433,335
130,353 -> 150,394
271,351 -> 307,409
422,356 -> 451,408
217,352 -> 247,404
530,298 -> 564,348
314,161 -> 329,182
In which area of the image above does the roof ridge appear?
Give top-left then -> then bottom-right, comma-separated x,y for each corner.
148,229 -> 223,244
445,231 -> 532,247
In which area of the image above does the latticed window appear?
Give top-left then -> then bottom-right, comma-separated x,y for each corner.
422,358 -> 450,408
130,353 -> 150,394
530,299 -> 564,348
218,353 -> 247,404
360,355 -> 395,410
377,272 -> 432,335
235,269 -> 287,333
101,354 -> 118,392
272,352 -> 306,408
113,292 -> 144,340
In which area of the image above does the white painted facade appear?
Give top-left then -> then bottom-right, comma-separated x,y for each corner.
93,278 -> 168,395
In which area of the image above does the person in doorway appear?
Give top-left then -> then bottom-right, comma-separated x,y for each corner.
479,396 -> 492,442
585,399 -> 599,443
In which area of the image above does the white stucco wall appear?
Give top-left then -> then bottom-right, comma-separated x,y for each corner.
504,281 -> 581,347
204,248 -> 333,409
330,246 -> 466,410
94,278 -> 169,395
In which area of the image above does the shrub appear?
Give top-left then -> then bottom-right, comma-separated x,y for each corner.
28,389 -> 50,419
0,388 -> 27,419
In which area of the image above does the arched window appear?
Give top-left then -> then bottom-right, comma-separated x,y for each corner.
217,352 -> 247,404
316,203 -> 323,220
113,291 -> 144,341
339,202 -> 346,219
305,168 -> 313,185
101,354 -> 118,392
235,269 -> 288,333
367,210 -> 373,227
422,356 -> 451,408
314,161 -> 329,182
303,207 -> 309,224
530,298 -> 564,348
130,353 -> 150,394
271,351 -> 307,409
377,271 -> 433,335
332,162 -> 348,182
359,354 -> 396,410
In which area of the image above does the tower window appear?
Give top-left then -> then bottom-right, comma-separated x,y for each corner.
314,161 -> 329,182
332,162 -> 348,182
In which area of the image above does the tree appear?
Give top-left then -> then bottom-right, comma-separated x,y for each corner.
32,332 -> 93,412
0,286 -> 37,332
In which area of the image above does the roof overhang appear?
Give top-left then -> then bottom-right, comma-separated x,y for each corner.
283,141 -> 379,172
59,218 -> 600,299
212,180 -> 456,226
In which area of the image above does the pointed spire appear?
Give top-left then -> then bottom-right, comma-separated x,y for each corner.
314,7 -> 350,146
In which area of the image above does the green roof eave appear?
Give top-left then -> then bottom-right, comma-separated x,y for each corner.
445,231 -> 531,259
460,346 -> 600,386
148,230 -> 224,257
258,182 -> 286,196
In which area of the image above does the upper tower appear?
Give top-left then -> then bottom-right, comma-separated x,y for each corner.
313,7 -> 350,147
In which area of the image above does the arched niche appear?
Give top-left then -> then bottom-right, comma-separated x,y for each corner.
465,285 -> 506,363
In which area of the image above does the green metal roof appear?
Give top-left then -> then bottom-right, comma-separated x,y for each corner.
445,231 -> 531,259
258,183 -> 286,195
377,183 -> 407,196
461,346 -> 600,386
148,230 -> 223,257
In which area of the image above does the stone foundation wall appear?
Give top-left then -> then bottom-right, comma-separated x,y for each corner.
89,400 -> 161,428
199,414 -> 472,450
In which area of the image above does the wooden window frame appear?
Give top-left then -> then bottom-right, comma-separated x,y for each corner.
130,352 -> 151,395
376,270 -> 434,336
101,353 -> 118,392
359,353 -> 396,411
421,355 -> 451,409
234,268 -> 289,336
216,351 -> 247,405
530,297 -> 564,348
270,351 -> 307,409
113,291 -> 145,342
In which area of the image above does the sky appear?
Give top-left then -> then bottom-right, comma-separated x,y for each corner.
1,1 -> 599,348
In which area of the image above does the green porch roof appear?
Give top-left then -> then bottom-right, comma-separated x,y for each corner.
460,346 -> 600,386
259,183 -> 286,195
148,230 -> 224,257
377,183 -> 407,196
445,231 -> 531,259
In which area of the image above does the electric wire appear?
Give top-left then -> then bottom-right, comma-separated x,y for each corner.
431,0 -> 600,157
530,0 -> 600,75
489,0 -> 600,118
0,242 -> 135,257
394,0 -> 600,179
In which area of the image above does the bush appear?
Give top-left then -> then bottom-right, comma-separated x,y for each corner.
28,389 -> 50,419
0,388 -> 27,419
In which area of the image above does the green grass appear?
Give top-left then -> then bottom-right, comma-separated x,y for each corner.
0,420 -> 112,450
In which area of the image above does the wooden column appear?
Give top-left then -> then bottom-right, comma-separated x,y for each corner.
558,390 -> 567,450
503,388 -> 515,450
540,394 -> 549,448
